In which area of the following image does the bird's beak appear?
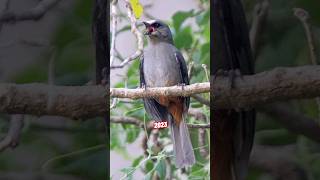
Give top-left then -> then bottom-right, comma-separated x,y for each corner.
143,21 -> 153,35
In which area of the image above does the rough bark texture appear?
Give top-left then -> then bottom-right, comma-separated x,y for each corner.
0,65 -> 319,119
213,65 -> 320,109
0,83 -> 107,119
110,82 -> 210,98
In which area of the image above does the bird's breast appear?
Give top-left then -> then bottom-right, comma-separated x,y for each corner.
143,49 -> 181,87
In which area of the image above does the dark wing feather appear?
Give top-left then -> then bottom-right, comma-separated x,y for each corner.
139,54 -> 146,88
139,54 -> 169,121
174,52 -> 190,111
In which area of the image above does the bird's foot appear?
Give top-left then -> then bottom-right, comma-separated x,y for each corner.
177,83 -> 186,90
140,83 -> 147,91
213,69 -> 242,89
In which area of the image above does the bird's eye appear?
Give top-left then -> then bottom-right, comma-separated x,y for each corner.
153,23 -> 161,28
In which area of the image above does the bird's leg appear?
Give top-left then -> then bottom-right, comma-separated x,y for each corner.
177,83 -> 186,90
213,68 -> 242,89
141,83 -> 147,91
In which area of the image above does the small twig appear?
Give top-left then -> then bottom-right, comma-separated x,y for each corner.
188,108 -> 209,157
250,0 -> 269,59
111,116 -> 210,129
110,98 -> 118,109
165,158 -> 172,180
294,8 -> 318,65
188,61 -> 194,80
110,0 -> 144,69
0,115 -> 24,152
201,64 -> 209,82
259,103 -> 320,143
115,47 -> 124,61
191,94 -> 210,107
110,0 -> 118,66
294,8 -> 320,121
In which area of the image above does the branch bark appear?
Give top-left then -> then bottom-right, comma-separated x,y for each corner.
0,83 -> 107,119
110,82 -> 210,99
0,66 -> 320,118
213,65 -> 320,109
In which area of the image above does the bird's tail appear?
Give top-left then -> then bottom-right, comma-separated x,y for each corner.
169,114 -> 195,168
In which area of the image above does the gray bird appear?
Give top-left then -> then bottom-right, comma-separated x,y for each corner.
139,20 -> 196,168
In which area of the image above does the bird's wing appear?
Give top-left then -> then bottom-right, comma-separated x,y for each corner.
174,52 -> 190,111
139,54 -> 169,121
139,54 -> 145,88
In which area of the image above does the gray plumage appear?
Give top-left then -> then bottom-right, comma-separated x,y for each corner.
140,20 -> 195,168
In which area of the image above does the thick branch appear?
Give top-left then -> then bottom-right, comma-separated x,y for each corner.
213,65 -> 320,109
0,66 -> 320,118
0,83 -> 107,119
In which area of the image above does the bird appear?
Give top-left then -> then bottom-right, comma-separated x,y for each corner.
212,0 -> 256,180
139,19 -> 196,168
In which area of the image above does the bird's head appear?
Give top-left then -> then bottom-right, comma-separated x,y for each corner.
143,20 -> 173,44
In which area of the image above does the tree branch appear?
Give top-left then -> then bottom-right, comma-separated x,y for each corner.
213,65 -> 320,109
0,66 -> 320,118
0,83 -> 107,119
0,0 -> 61,23
0,115 -> 24,152
110,82 -> 210,99
259,103 -> 320,143
110,0 -> 144,69
111,116 -> 210,129
250,0 -> 269,59
294,8 -> 320,121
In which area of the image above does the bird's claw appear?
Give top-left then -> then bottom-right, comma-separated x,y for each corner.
213,69 -> 243,89
177,83 -> 186,90
141,83 -> 147,91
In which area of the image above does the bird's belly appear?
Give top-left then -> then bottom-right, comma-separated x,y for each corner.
144,59 -> 181,87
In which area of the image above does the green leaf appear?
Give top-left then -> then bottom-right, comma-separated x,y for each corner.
196,10 -> 210,26
132,156 -> 144,167
174,26 -> 193,49
126,127 -> 139,143
155,159 -> 166,179
145,160 -> 154,172
172,10 -> 194,31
